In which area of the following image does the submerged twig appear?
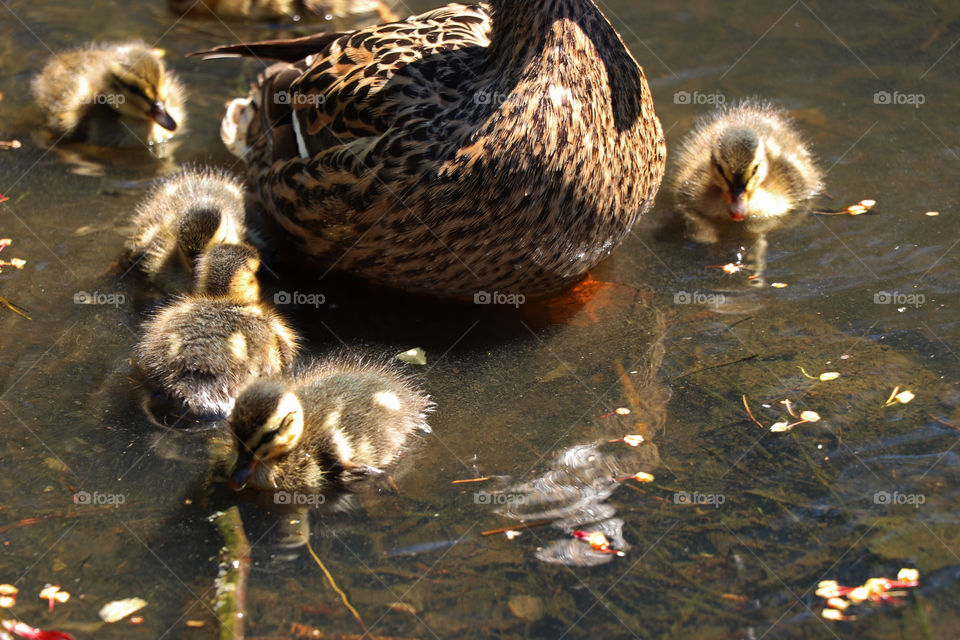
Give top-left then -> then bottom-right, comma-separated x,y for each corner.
303,534 -> 367,633
214,506 -> 250,640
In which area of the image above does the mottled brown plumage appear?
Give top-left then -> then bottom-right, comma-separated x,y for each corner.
169,0 -> 399,22
197,0 -> 666,298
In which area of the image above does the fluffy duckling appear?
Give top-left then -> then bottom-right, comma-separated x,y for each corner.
228,357 -> 433,495
674,100 -> 822,243
137,243 -> 298,418
32,41 -> 185,147
129,168 -> 248,292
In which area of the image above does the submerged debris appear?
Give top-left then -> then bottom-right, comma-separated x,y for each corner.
98,597 -> 147,623
818,568 -> 919,621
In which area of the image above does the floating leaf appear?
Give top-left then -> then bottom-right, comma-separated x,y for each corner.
800,411 -> 821,423
396,348 -> 427,366
770,421 -> 792,432
99,597 -> 147,623
819,372 -> 840,381
895,390 -> 915,404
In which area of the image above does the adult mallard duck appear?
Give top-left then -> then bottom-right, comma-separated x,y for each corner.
195,0 -> 666,298
170,0 -> 399,22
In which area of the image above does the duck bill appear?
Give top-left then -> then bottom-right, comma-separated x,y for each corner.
726,190 -> 748,222
230,453 -> 259,490
148,101 -> 178,132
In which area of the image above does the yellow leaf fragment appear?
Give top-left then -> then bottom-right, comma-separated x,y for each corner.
895,390 -> 914,404
800,411 -> 821,423
925,211 -> 939,217
819,372 -> 840,381
898,568 -> 919,582
771,282 -> 788,288
770,421 -> 792,433
826,597 -> 850,610
99,597 -> 148,623
633,472 -> 655,483
622,434 -> 644,447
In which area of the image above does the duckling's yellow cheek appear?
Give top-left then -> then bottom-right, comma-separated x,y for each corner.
372,391 -> 401,411
166,335 -> 182,359
229,332 -> 248,361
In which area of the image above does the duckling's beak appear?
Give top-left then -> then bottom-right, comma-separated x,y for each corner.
148,101 -> 178,132
727,189 -> 748,222
229,452 -> 259,490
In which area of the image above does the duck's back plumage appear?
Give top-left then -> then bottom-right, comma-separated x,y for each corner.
208,0 -> 665,297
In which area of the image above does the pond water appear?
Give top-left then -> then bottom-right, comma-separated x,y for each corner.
1,1 -> 958,638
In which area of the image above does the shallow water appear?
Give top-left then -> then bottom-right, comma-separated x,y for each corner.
1,1 -> 958,638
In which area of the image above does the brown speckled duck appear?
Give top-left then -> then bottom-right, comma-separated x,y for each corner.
170,0 -> 399,22
32,41 -> 185,147
194,0 -> 666,298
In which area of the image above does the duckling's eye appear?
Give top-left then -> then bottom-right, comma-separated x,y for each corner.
112,77 -> 152,103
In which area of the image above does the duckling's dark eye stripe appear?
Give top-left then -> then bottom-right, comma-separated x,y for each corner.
113,78 -> 149,100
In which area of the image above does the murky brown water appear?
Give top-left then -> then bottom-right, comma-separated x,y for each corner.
1,1 -> 958,638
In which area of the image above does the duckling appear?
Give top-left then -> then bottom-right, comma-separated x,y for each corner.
129,168 -> 248,292
137,244 -> 298,418
32,41 -> 185,147
674,100 -> 823,243
228,356 -> 433,495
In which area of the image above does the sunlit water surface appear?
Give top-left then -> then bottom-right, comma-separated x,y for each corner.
1,1 -> 958,638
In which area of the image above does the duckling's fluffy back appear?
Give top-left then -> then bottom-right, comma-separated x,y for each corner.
138,297 -> 298,417
673,100 -> 822,224
129,168 -> 248,290
294,356 -> 433,464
